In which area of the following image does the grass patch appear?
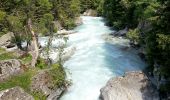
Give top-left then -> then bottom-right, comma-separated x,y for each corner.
49,64 -> 66,88
0,69 -> 36,92
20,53 -> 32,64
36,58 -> 48,69
31,91 -> 47,100
0,48 -> 6,53
0,52 -> 17,60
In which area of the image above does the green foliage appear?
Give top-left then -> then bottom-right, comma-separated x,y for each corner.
32,91 -> 47,100
0,69 -> 36,92
49,64 -> 66,88
127,28 -> 140,44
0,48 -> 6,53
80,0 -> 101,12
20,53 -> 32,64
157,34 -> 170,50
0,52 -> 17,60
102,0 -> 170,97
0,10 -> 6,22
36,58 -> 48,69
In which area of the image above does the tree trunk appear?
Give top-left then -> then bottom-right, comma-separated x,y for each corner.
28,18 -> 39,67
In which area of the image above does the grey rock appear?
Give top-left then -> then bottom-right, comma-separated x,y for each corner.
114,27 -> 128,36
0,59 -> 23,82
31,70 -> 66,100
0,32 -> 15,48
31,70 -> 53,96
75,17 -> 83,26
0,87 -> 34,100
100,71 -> 159,100
138,21 -> 152,33
83,9 -> 97,16
47,87 -> 66,100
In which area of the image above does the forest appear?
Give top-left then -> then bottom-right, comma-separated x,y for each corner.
0,0 -> 170,100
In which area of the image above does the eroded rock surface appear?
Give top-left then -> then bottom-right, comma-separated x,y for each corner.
100,71 -> 159,100
0,32 -> 15,48
31,70 -> 66,100
0,59 -> 23,82
0,87 -> 34,100
31,70 -> 53,96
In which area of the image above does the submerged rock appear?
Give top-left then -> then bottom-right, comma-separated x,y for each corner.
0,87 -> 34,100
0,59 -> 23,82
100,71 -> 159,100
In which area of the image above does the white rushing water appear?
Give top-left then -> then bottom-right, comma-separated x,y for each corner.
60,16 -> 146,100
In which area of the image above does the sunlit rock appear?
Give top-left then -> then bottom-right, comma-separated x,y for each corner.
100,71 -> 159,100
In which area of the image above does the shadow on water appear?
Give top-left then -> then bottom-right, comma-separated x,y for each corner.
102,41 -> 147,76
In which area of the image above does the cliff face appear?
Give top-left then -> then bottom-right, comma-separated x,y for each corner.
100,71 -> 159,100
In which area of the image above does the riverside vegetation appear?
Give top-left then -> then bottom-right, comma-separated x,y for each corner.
96,0 -> 170,99
0,0 -> 170,100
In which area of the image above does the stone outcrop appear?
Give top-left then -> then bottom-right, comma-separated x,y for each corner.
31,70 -> 66,100
113,27 -> 128,36
0,87 -> 34,100
47,87 -> 66,100
31,70 -> 53,96
0,32 -> 15,48
83,9 -> 97,16
0,59 -> 23,82
100,71 -> 159,100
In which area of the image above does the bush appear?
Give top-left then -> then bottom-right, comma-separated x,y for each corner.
49,64 -> 66,88
127,28 -> 140,44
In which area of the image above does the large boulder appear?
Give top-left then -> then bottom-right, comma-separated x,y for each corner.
0,87 -> 34,100
100,71 -> 159,100
0,59 -> 23,82
83,9 -> 97,16
0,32 -> 15,48
31,70 -> 66,99
31,70 -> 53,96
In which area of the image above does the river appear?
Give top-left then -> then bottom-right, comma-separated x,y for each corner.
60,16 -> 146,100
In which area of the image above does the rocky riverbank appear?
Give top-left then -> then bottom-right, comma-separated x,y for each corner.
100,71 -> 159,100
0,32 -> 76,100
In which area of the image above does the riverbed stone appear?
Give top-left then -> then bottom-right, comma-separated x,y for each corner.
100,71 -> 159,100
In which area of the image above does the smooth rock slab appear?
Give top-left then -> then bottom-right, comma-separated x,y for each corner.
100,71 -> 159,100
0,87 -> 34,100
